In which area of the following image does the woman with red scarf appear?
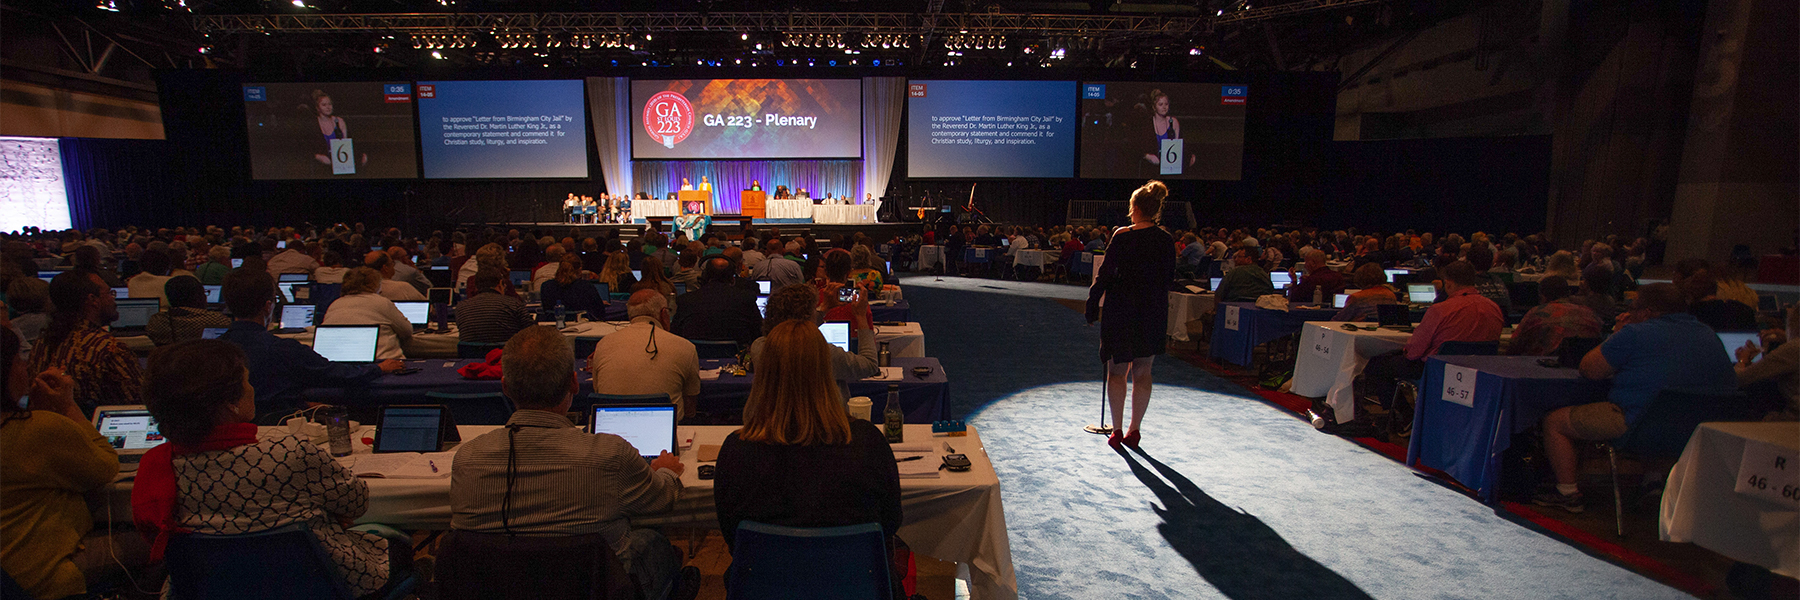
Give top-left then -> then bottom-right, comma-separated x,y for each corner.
132,340 -> 413,598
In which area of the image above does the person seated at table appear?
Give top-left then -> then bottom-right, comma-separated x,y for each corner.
1,327 -> 149,600
1676,269 -> 1757,331
1463,244 -> 1513,315
359,251 -> 425,302
127,248 -> 174,307
1214,247 -> 1274,302
1734,307 -> 1798,421
266,242 -> 320,279
1177,233 -> 1206,277
456,269 -> 537,345
132,339 -> 415,599
589,290 -> 701,418
1361,261 -> 1504,408
216,269 -> 401,419
1505,275 -> 1604,357
714,320 -> 903,584
773,185 -> 791,199
450,326 -> 696,600
538,254 -> 607,321
1331,263 -> 1399,322
385,247 -> 432,295
750,238 -> 803,291
31,271 -> 141,414
746,284 -> 879,402
1564,264 -> 1623,326
6,276 -> 51,347
848,245 -> 886,298
671,257 -> 763,348
632,256 -> 679,313
146,275 -> 230,346
1534,283 -> 1738,512
1286,249 -> 1346,304
322,267 -> 413,360
598,251 -> 638,297
311,251 -> 349,285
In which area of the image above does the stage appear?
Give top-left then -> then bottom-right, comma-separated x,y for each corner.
465,220 -> 929,243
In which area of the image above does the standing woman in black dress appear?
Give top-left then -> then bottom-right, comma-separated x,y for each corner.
1085,180 -> 1175,448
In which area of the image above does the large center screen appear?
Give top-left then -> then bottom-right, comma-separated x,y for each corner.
1078,82 -> 1247,180
416,80 -> 588,179
906,80 -> 1076,178
630,79 -> 861,160
243,82 -> 420,180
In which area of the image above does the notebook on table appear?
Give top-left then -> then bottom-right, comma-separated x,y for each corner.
92,405 -> 166,472
312,325 -> 380,363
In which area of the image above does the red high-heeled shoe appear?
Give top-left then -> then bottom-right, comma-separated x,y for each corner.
1123,429 -> 1141,449
1107,428 -> 1125,448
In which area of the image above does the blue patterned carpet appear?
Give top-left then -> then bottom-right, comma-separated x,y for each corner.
899,274 -> 1692,600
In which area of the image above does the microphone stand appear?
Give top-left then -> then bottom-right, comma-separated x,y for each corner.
1085,361 -> 1113,435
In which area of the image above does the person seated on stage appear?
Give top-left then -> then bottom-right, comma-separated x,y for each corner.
588,291 -> 702,418
321,267 -> 413,360
1533,283 -> 1738,512
30,272 -> 141,414
1505,275 -> 1605,357
1214,247 -> 1274,303
848,245 -> 886,298
671,257 -> 763,348
455,269 -> 538,345
1361,261 -> 1505,408
450,326 -> 694,600
714,320 -> 902,587
750,238 -> 804,291
1676,269 -> 1758,332
773,185 -> 791,199
312,250 -> 348,284
360,251 -> 425,302
134,339 -> 415,600
744,284 -> 879,402
1332,263 -> 1401,322
599,251 -> 638,295
1286,249 -> 1346,304
146,276 -> 230,347
1735,307 -> 1798,421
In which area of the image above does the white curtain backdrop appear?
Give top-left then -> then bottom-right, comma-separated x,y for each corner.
585,77 -> 633,197
861,77 -> 906,211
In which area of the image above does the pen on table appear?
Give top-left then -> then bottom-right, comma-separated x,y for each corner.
896,455 -> 925,463
428,460 -> 439,473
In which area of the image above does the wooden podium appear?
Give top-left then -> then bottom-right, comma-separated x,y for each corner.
677,190 -> 712,215
740,190 -> 767,218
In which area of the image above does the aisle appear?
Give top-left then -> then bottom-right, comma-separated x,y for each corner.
901,275 -> 1691,600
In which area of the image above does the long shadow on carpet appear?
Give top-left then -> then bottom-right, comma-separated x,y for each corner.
1119,446 -> 1375,600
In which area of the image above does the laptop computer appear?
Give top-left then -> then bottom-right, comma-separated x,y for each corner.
509,270 -> 531,288
1209,277 -> 1223,291
92,405 -> 166,471
1406,284 -> 1438,305
1334,293 -> 1353,309
278,273 -> 311,283
202,284 -> 222,305
200,327 -> 229,340
756,296 -> 769,317
312,325 -> 380,363
277,304 -> 316,333
757,280 -> 773,296
427,287 -> 454,308
276,282 -> 300,304
231,258 -> 244,268
820,321 -> 852,352
1718,331 -> 1762,364
631,270 -> 642,281
589,404 -> 679,460
111,286 -> 130,299
1376,303 -> 1413,332
1267,272 -> 1292,290
1384,269 -> 1408,283
394,301 -> 430,327
111,298 -> 160,335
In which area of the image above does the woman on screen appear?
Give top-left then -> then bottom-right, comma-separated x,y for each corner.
308,90 -> 367,170
1141,89 -> 1196,169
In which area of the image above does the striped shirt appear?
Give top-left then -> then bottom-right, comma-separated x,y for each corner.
454,290 -> 535,344
28,324 -> 141,411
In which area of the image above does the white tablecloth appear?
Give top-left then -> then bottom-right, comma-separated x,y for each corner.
874,322 -> 927,358
235,320 -> 923,360
1166,292 -> 1217,342
1288,322 -> 1413,423
634,199 -> 680,218
917,245 -> 945,271
1010,249 -> 1054,268
101,424 -> 1018,600
1662,421 -> 1799,577
813,204 -> 878,224
765,199 -> 813,219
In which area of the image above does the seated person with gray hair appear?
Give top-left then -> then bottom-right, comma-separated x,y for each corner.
450,325 -> 695,600
588,290 -> 702,419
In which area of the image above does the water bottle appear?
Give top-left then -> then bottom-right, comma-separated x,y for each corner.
319,406 -> 353,457
878,341 -> 891,368
883,384 -> 904,444
1312,285 -> 1323,306
555,302 -> 567,329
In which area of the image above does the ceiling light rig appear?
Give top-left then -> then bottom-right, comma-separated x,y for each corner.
943,34 -> 1006,50
782,33 -> 845,49
859,34 -> 911,49
411,33 -> 473,50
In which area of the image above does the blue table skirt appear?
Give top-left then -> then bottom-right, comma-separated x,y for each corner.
1407,355 -> 1608,502
306,356 -> 949,425
872,299 -> 911,323
1207,302 -> 1341,366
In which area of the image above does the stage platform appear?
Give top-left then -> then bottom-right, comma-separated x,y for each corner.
466,220 -> 929,242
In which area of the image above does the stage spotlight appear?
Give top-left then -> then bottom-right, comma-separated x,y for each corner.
645,34 -> 652,41
431,50 -> 443,59
741,33 -> 748,40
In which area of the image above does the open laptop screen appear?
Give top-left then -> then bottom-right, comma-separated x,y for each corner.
1269,272 -> 1293,290
278,273 -> 311,283
1407,284 -> 1437,304
756,296 -> 769,317
1209,277 -> 1223,291
203,285 -> 222,304
1718,332 -> 1761,364
114,299 -> 160,329
313,325 -> 379,362
201,327 -> 228,340
394,301 -> 430,327
111,287 -> 130,299
1384,269 -> 1408,283
279,304 -> 316,329
94,408 -> 166,452
820,322 -> 851,352
757,280 -> 773,295
1334,293 -> 1352,309
590,404 -> 678,459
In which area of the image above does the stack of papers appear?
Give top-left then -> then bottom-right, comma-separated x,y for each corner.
863,367 -> 904,381
341,451 -> 457,479
699,368 -> 722,381
891,442 -> 940,479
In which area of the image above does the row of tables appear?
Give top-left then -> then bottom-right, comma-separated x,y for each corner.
631,199 -> 872,223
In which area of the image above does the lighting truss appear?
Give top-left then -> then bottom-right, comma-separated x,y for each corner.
191,11 -> 1207,38
1212,0 -> 1395,25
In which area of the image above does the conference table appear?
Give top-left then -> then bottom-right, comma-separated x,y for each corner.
1407,355 -> 1608,502
764,199 -> 813,219
1009,249 -> 1056,269
1288,323 -> 1413,424
99,423 -> 1019,600
1661,422 -> 1799,577
634,199 -> 680,218
916,245 -> 945,271
1207,302 -> 1341,367
1165,292 -> 1216,343
813,204 -> 878,224
871,299 -> 912,323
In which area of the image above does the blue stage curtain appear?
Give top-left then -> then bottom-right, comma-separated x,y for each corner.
630,160 -> 862,213
58,137 -> 176,230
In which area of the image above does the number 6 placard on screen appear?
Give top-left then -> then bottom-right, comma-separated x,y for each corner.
330,139 -> 356,175
1160,139 -> 1183,176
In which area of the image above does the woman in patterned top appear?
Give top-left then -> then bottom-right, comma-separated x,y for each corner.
132,340 -> 413,598
847,244 -> 885,299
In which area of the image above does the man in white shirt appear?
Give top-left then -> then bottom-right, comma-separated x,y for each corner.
588,291 -> 701,418
361,251 -> 426,301
385,247 -> 431,294
266,246 -> 318,277
531,244 -> 565,292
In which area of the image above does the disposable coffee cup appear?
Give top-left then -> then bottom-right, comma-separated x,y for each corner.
847,397 -> 874,422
